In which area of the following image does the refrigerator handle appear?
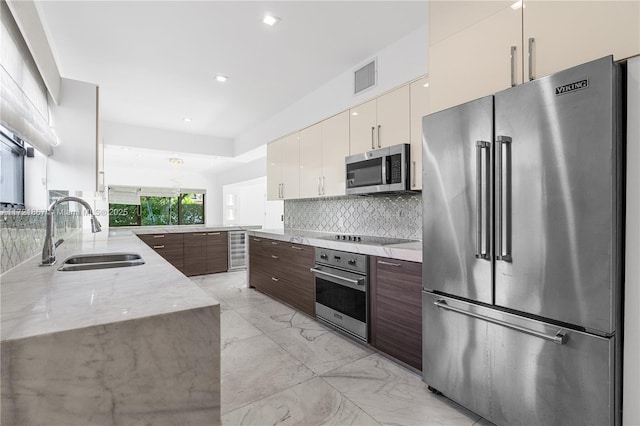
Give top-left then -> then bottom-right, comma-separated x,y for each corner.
496,136 -> 512,262
434,300 -> 568,345
475,141 -> 491,260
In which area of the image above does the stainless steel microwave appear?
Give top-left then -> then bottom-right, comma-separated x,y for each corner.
345,143 -> 410,195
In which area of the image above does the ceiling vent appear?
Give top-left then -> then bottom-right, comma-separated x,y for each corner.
354,59 -> 377,95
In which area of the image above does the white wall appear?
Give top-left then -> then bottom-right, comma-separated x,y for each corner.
623,55 -> 640,426
233,23 -> 428,156
46,78 -> 97,192
103,121 -> 234,157
206,157 -> 267,225
222,176 -> 282,229
23,141 -> 48,210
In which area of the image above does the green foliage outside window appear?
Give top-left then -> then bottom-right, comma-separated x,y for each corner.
109,192 -> 204,227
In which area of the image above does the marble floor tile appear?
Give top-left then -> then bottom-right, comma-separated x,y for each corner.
322,354 -> 480,426
222,377 -> 380,426
234,300 -> 315,334
221,334 -> 314,414
220,310 -> 263,349
268,321 -> 372,375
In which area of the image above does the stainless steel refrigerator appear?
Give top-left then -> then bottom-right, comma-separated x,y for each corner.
421,56 -> 623,426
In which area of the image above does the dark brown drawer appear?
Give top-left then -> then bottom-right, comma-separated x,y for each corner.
138,233 -> 184,246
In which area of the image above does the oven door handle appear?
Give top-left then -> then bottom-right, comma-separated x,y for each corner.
310,267 -> 365,287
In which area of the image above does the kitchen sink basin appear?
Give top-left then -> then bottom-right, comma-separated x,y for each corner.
58,252 -> 145,271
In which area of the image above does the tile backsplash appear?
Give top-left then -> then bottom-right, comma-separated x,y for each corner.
1,211 -> 82,274
284,193 -> 422,240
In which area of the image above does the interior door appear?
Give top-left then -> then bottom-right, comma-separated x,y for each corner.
422,95 -> 493,304
493,56 -> 620,334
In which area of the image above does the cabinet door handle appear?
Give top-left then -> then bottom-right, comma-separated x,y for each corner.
271,277 -> 279,282
377,125 -> 381,148
252,238 -> 262,242
153,235 -> 165,238
510,45 -> 517,87
271,255 -> 279,259
528,37 -> 535,81
371,126 -> 375,150
318,177 -> 322,195
412,160 -> 416,188
193,233 -> 207,236
321,176 -> 325,195
281,183 -> 285,199
271,241 -> 279,245
153,245 -> 165,249
377,260 -> 401,267
208,232 -> 221,235
291,246 -> 303,250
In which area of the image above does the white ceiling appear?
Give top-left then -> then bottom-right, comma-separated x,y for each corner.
36,1 -> 428,142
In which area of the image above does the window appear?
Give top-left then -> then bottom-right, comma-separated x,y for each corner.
108,189 -> 205,227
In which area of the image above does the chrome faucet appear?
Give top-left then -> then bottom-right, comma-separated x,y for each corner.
41,196 -> 102,266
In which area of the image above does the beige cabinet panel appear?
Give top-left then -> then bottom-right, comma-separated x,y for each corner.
266,138 -> 283,201
281,133 -> 300,200
523,1 -> 640,81
429,3 -> 522,113
410,77 -> 429,190
321,111 -> 350,197
376,85 -> 410,149
298,123 -> 323,198
430,1 -> 512,46
349,99 -> 377,154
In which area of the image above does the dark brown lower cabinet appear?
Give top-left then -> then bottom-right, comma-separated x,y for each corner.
137,233 -> 184,271
248,236 -> 314,316
370,256 -> 422,370
138,231 -> 228,276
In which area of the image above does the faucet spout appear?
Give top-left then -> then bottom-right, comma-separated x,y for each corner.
40,196 -> 102,266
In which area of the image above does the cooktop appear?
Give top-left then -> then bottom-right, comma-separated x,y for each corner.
321,234 -> 417,246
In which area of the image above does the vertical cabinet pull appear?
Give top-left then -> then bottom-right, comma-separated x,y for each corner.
371,126 -> 375,150
528,37 -> 536,81
377,125 -> 381,148
475,141 -> 491,260
510,46 -> 517,87
321,176 -> 325,195
412,160 -> 416,188
318,177 -> 322,195
496,136 -> 512,262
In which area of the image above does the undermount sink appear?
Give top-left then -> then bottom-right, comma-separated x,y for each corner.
58,252 -> 145,272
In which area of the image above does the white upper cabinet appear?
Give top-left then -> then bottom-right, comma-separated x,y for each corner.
349,99 -> 377,154
523,1 -> 640,81
428,0 -> 640,113
410,77 -> 429,190
349,85 -> 411,154
298,123 -> 323,199
267,132 -> 300,201
429,1 -> 521,113
320,111 -> 350,197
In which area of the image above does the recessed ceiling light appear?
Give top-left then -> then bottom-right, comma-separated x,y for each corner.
510,1 -> 523,10
423,82 -> 430,88
169,157 -> 184,165
351,112 -> 359,116
215,75 -> 228,83
182,117 -> 192,122
263,14 -> 280,26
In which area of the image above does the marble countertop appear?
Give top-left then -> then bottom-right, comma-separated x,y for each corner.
1,230 -> 220,342
247,229 -> 422,263
123,224 -> 261,235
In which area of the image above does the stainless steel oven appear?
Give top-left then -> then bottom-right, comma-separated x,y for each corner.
311,248 -> 369,342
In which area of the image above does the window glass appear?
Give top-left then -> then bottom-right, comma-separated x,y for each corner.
109,192 -> 204,227
180,193 -> 204,225
108,204 -> 140,226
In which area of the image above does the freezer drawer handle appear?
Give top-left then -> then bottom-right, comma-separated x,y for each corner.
434,299 -> 567,345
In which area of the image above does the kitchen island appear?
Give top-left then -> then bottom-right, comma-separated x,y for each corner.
0,229 -> 221,425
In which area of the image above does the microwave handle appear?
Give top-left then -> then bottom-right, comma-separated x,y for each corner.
381,155 -> 388,184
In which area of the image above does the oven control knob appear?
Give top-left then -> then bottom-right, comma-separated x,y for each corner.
348,259 -> 356,266
320,253 -> 328,260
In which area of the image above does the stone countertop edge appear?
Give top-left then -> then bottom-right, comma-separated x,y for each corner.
247,229 -> 422,263
0,230 -> 221,343
125,224 -> 262,235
